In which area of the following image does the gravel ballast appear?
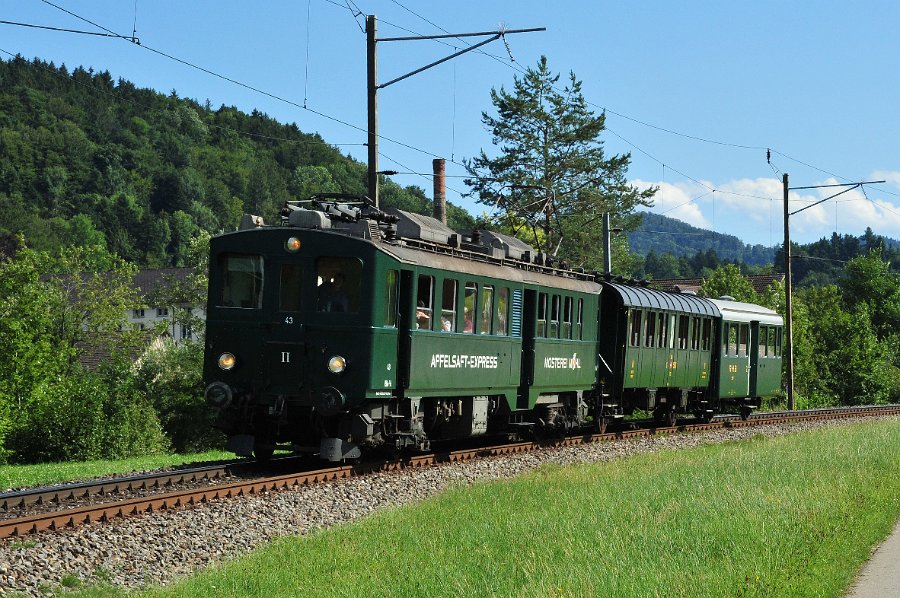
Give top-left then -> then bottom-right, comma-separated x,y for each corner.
1,416 -> 896,596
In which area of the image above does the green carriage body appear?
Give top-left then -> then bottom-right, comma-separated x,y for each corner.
709,299 -> 784,408
598,282 -> 719,417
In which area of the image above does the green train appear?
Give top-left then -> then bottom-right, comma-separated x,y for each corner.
203,197 -> 784,461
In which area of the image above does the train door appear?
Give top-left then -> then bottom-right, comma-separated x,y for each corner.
518,289 -> 537,409
748,321 -> 760,397
397,269 -> 415,391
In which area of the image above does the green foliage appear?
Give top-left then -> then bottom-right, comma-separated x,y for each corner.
0,56 -> 470,266
697,263 -> 758,302
465,56 -> 653,264
130,338 -> 223,453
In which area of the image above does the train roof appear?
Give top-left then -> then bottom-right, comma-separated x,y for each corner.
602,281 -> 720,317
708,298 -> 783,326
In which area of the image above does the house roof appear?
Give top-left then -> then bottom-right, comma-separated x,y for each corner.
649,274 -> 784,295
133,267 -> 195,296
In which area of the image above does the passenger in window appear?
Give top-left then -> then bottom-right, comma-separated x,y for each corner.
440,315 -> 452,331
464,307 -> 474,333
318,273 -> 349,312
416,300 -> 431,329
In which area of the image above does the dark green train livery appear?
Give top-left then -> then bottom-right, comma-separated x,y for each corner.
203,199 -> 783,460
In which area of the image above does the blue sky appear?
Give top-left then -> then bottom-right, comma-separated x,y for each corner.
2,0 -> 899,246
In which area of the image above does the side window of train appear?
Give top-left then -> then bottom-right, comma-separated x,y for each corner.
657,313 -> 668,349
645,311 -> 656,347
728,323 -> 738,356
496,288 -> 509,336
701,318 -> 711,351
549,295 -> 561,338
576,298 -> 584,340
758,325 -> 768,357
629,310 -> 642,347
416,275 -> 434,329
279,263 -> 302,312
722,322 -> 730,354
738,324 -> 749,357
384,269 -> 398,327
562,296 -> 573,339
690,317 -> 701,351
220,254 -> 264,309
479,285 -> 494,334
678,315 -> 689,350
767,327 -> 776,357
463,282 -> 477,333
537,293 -> 548,337
776,327 -> 783,357
440,279 -> 457,332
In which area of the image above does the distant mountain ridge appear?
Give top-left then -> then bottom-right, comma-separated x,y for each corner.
628,212 -> 776,266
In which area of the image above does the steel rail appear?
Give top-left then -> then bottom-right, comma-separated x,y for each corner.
2,404 -> 899,539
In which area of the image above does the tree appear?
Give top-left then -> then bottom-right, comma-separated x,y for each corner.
465,56 -> 654,260
697,264 -> 758,303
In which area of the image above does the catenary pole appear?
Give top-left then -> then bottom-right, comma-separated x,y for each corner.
783,173 -> 795,410
366,15 -> 379,207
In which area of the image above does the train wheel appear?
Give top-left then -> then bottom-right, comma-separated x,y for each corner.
253,442 -> 275,463
739,406 -> 752,421
595,416 -> 609,434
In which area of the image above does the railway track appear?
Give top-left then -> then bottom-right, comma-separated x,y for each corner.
2,404 -> 898,539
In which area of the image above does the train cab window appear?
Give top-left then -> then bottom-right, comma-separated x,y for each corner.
562,297 -> 573,339
219,254 -> 264,309
496,288 -> 509,336
279,264 -> 303,311
576,298 -> 584,340
479,286 -> 493,334
463,282 -> 477,333
701,319 -> 712,351
384,270 -> 399,327
537,293 -> 548,337
416,275 -> 435,329
645,311 -> 656,347
440,279 -> 457,332
690,317 -> 701,351
629,310 -> 643,347
738,324 -> 749,356
677,316 -> 689,350
316,257 -> 361,313
549,295 -> 561,338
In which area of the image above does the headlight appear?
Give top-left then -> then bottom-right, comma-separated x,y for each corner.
327,355 -> 347,374
285,237 -> 301,252
218,352 -> 236,370
205,382 -> 233,408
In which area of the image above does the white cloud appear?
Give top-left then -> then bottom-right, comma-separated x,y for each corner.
629,175 -> 900,245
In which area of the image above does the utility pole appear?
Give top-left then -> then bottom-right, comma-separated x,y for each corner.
366,16 -> 378,208
782,173 -> 794,410
782,175 -> 884,410
364,16 -> 544,207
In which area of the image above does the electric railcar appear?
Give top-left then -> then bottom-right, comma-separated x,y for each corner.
203,197 -> 783,461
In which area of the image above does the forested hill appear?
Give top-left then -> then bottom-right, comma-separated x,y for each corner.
0,56 -> 475,267
628,212 -> 776,266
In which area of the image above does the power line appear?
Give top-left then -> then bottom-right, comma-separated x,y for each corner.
0,47 -> 363,149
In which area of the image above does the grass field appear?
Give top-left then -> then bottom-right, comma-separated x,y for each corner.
0,450 -> 233,490
72,419 -> 900,597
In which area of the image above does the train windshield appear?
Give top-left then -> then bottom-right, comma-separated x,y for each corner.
316,257 -> 363,313
218,254 -> 264,309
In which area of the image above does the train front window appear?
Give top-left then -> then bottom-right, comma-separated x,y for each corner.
279,264 -> 303,311
316,257 -> 362,313
219,254 -> 264,309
